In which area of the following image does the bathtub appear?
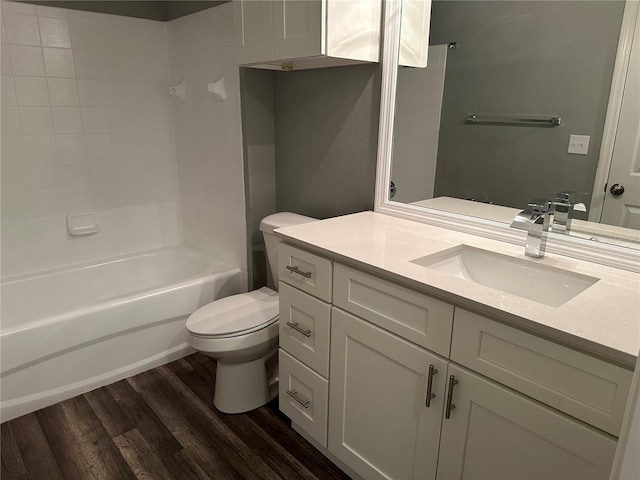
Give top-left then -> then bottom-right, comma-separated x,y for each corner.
0,246 -> 244,422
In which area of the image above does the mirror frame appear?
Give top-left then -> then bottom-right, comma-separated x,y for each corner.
374,0 -> 640,273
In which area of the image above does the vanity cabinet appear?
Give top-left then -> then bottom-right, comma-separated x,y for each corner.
276,242 -> 632,480
329,309 -> 618,480
328,308 -> 446,480
450,309 -> 632,436
437,364 -> 617,480
277,245 -> 333,447
233,0 -> 382,70
332,263 -> 453,357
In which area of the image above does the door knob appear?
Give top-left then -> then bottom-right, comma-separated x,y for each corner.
610,184 -> 625,196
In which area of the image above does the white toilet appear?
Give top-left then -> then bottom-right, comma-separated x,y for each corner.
186,212 -> 316,414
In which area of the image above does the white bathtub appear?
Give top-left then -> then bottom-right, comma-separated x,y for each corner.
0,246 -> 244,422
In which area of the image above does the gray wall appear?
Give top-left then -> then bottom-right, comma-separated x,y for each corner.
273,64 -> 381,219
430,1 -> 624,211
241,68 -> 277,290
240,64 -> 380,288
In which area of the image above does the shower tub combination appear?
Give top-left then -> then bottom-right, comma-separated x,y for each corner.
0,246 -> 244,422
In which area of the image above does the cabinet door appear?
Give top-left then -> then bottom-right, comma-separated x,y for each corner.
233,0 -> 274,65
437,364 -> 617,480
273,0 -> 324,61
328,308 -> 447,480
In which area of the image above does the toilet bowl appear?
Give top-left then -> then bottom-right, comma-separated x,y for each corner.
185,212 -> 316,414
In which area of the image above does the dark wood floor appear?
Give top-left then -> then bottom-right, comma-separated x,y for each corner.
1,353 -> 350,480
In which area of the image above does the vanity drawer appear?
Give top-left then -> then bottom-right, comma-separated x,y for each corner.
333,263 -> 454,357
278,244 -> 333,302
279,349 -> 329,447
279,282 -> 331,377
451,308 -> 633,436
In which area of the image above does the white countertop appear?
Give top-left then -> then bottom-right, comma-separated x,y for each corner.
276,211 -> 640,367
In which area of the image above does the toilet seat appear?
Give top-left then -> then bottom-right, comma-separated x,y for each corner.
186,287 -> 279,339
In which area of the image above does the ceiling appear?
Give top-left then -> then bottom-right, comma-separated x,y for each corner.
20,1 -> 230,21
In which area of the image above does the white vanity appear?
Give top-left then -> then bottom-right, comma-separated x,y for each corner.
274,212 -> 638,480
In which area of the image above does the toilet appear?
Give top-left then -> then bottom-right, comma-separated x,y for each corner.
186,212 -> 316,414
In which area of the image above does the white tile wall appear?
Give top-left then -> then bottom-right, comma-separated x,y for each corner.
8,44 -> 45,76
14,75 -> 48,105
72,50 -> 104,79
42,47 -> 75,77
167,2 -> 247,273
38,16 -> 71,48
47,77 -> 79,106
1,1 -> 182,278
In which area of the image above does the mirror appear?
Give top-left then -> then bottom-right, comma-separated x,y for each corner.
386,0 -> 640,250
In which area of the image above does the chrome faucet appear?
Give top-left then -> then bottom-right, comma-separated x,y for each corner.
510,199 -> 553,258
551,191 -> 586,234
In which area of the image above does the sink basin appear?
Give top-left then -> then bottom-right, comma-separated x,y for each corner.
410,245 -> 599,307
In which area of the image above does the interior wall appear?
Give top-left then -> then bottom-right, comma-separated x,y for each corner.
1,0 -> 181,277
167,3 -> 247,274
273,64 -> 381,219
430,0 -> 625,210
240,68 -> 276,290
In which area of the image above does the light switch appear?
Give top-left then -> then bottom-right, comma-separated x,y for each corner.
568,134 -> 590,155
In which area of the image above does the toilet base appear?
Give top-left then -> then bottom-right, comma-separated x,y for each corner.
213,348 -> 278,414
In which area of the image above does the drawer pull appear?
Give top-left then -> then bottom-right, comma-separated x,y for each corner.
445,375 -> 459,419
425,364 -> 438,407
286,321 -> 312,337
286,265 -> 312,278
286,389 -> 310,408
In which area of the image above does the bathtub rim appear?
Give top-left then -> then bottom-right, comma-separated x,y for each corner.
1,244 -> 223,286
1,244 -> 241,333
1,245 -> 245,375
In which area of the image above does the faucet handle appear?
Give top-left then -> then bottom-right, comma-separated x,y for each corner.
554,191 -> 587,204
527,198 -> 552,213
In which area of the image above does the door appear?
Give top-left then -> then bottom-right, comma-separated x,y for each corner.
273,0 -> 324,61
601,9 -> 640,229
233,0 -> 274,65
328,308 -> 447,480
436,364 -> 617,480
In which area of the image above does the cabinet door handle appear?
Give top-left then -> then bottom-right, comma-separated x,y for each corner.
286,265 -> 312,278
445,375 -> 459,419
286,389 -> 310,408
286,321 -> 312,337
425,364 -> 438,407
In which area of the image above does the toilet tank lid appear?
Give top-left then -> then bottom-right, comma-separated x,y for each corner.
186,287 -> 279,337
259,212 -> 316,234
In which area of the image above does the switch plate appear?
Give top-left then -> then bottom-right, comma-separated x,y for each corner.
568,134 -> 590,155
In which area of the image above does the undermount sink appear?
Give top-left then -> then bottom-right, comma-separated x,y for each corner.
410,245 -> 599,307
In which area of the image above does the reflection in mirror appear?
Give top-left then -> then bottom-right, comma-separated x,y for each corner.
390,0 -> 640,248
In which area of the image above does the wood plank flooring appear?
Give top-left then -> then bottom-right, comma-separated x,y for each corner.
1,353 -> 350,480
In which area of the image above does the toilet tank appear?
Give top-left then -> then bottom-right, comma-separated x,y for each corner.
259,212 -> 316,287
